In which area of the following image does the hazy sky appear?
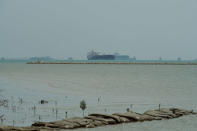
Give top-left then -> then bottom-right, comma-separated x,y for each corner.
0,0 -> 197,60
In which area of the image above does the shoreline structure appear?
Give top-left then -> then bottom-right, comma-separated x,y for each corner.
27,62 -> 197,65
0,107 -> 196,130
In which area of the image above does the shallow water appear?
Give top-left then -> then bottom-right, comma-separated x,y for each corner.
0,63 -> 197,130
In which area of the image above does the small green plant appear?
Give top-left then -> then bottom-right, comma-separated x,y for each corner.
80,100 -> 87,117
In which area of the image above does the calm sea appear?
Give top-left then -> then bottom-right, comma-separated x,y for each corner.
0,63 -> 197,130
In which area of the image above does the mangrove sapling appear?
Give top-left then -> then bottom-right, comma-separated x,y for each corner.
18,97 -> 23,104
97,96 -> 101,104
39,115 -> 41,121
0,118 -> 3,124
13,120 -> 15,127
52,107 -> 55,113
0,99 -> 8,107
0,115 -> 4,124
12,105 -> 16,112
80,100 -> 87,117
33,105 -> 36,116
55,108 -> 58,120
55,101 -> 58,106
130,104 -> 133,110
40,100 -> 48,104
65,111 -> 68,118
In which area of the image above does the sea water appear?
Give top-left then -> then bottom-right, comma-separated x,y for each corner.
0,63 -> 197,130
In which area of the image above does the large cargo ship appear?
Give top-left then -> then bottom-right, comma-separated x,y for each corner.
87,51 -> 115,60
87,51 -> 134,60
114,53 -> 130,60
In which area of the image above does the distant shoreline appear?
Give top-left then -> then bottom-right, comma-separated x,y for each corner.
27,62 -> 197,65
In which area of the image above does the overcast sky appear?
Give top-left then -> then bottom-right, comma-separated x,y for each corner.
0,0 -> 197,60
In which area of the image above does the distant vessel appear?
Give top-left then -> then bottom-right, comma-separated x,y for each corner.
87,51 -> 133,60
87,51 -> 115,60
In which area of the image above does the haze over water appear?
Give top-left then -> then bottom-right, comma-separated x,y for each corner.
1,0 -> 197,130
0,63 -> 197,130
1,0 -> 197,60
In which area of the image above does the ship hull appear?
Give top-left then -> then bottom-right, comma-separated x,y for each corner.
88,55 -> 115,60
